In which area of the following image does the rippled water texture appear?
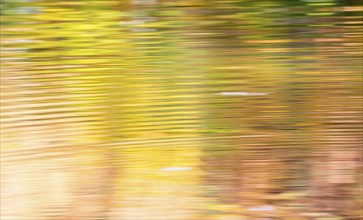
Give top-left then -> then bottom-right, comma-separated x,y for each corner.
1,0 -> 362,220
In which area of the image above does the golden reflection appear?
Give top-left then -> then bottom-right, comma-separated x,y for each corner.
1,0 -> 362,219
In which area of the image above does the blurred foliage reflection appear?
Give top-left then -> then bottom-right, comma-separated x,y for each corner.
1,0 -> 362,220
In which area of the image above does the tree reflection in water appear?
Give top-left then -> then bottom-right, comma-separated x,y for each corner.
1,0 -> 362,219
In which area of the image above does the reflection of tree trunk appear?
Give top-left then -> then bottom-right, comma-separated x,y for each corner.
309,95 -> 362,217
310,148 -> 360,216
102,151 -> 117,219
201,136 -> 284,207
67,146 -> 116,220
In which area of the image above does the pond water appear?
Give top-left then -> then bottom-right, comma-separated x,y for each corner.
1,0 -> 362,219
